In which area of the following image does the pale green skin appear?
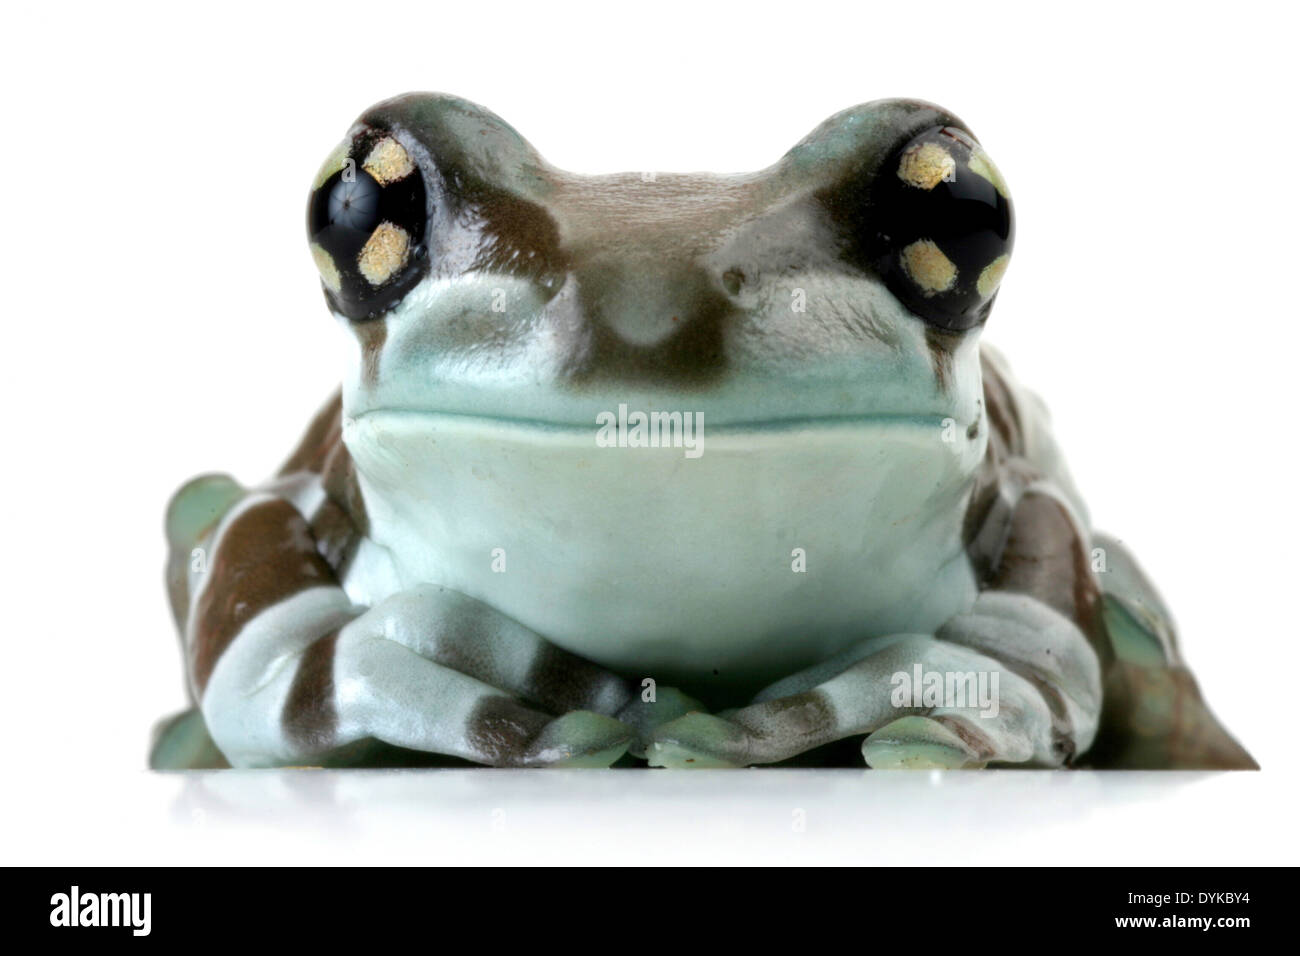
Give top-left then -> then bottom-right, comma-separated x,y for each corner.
327,95 -> 1088,766
343,97 -> 996,697
154,95 -> 1255,771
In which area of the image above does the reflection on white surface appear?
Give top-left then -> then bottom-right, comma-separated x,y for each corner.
128,769 -> 1259,864
11,768 -> 1278,865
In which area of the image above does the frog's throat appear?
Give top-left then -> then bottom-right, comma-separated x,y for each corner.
342,410 -> 985,689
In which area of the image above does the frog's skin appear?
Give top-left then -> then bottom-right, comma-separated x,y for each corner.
153,94 -> 1254,771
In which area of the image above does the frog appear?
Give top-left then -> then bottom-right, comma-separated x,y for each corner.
151,93 -> 1254,771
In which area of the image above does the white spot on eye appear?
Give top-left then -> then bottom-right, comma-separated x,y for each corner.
312,141 -> 350,191
358,222 -> 411,285
901,240 -> 957,294
310,243 -> 342,292
363,137 -> 414,185
898,142 -> 956,190
976,254 -> 1010,298
968,148 -> 1009,199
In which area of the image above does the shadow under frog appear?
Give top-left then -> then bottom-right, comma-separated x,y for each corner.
152,94 -> 1254,771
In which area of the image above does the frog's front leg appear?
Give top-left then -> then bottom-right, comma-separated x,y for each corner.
647,487 -> 1105,769
184,491 -> 640,768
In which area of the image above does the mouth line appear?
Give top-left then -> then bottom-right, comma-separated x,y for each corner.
350,407 -> 966,434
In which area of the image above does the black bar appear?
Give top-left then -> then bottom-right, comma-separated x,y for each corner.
15,867 -> 1282,940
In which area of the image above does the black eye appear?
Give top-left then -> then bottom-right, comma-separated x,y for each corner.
872,126 -> 1013,331
307,130 -> 428,321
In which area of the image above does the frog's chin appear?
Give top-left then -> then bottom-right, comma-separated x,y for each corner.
344,409 -> 985,693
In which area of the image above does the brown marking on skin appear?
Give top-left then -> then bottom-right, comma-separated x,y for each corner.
167,511 -> 234,636
190,499 -> 337,694
979,350 -> 1024,456
410,602 -> 498,683
962,350 -> 1034,570
962,449 -> 1003,554
320,438 -> 368,537
570,263 -> 732,387
994,657 -> 1074,763
354,320 -> 387,389
309,498 -> 359,572
523,642 -> 633,715
956,354 -> 1110,756
466,184 -> 567,283
923,326 -> 962,390
164,476 -> 248,647
409,604 -> 631,716
931,714 -> 995,761
276,393 -> 365,572
465,696 -> 551,766
282,629 -> 341,752
1087,663 -> 1258,769
739,690 -> 836,745
988,490 -> 1112,668
278,391 -> 343,476
935,614 -> 1080,764
962,453 -> 1042,584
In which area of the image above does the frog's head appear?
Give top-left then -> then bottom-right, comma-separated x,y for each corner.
303,94 -> 1014,678
307,93 -> 1012,432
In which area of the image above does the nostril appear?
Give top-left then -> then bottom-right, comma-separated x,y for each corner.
578,260 -> 729,348
721,268 -> 746,296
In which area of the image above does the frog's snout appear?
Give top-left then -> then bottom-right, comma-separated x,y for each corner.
565,252 -> 736,383
578,256 -> 730,346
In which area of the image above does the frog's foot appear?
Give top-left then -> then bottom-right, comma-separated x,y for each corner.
860,715 -> 989,769
326,634 -> 634,768
1084,532 -> 1256,769
616,687 -> 710,759
647,593 -> 1102,769
198,534 -> 637,768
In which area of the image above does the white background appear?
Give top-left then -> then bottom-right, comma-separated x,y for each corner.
2,0 -> 1296,865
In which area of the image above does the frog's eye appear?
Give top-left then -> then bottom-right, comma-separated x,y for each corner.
872,126 -> 1013,332
306,131 -> 428,321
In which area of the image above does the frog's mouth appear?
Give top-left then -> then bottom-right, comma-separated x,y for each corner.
347,406 -> 976,469
344,409 -> 985,689
350,406 -> 966,437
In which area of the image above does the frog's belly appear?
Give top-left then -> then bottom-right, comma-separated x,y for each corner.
346,412 -> 981,692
